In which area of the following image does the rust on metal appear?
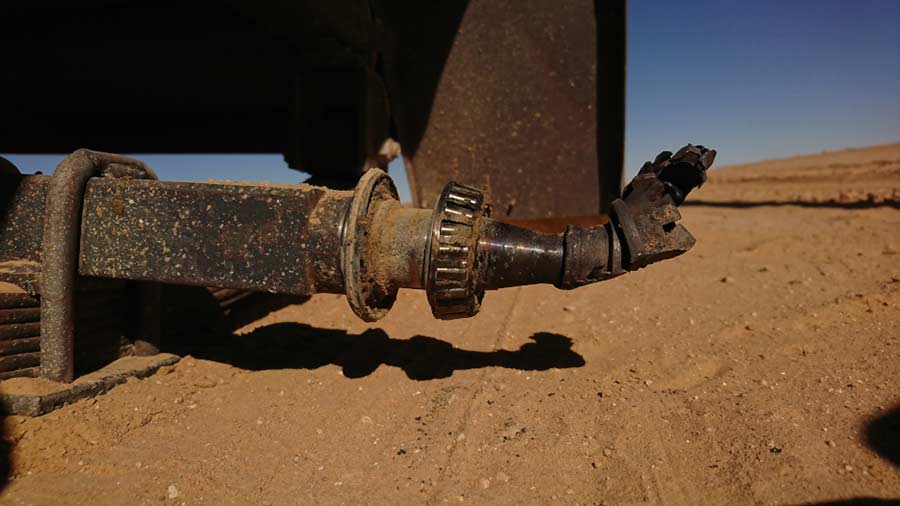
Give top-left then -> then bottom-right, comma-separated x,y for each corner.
0,322 -> 41,340
0,293 -> 40,309
0,307 -> 41,324
0,353 -> 180,416
79,178 -> 351,296
615,145 -> 716,269
40,149 -> 158,382
424,182 -> 490,319
0,351 -> 40,373
0,336 -> 41,355
0,288 -> 41,379
384,0 -> 625,218
0,175 -> 49,278
209,288 -> 254,308
502,216 -> 609,234
341,169 -> 400,321
0,367 -> 38,381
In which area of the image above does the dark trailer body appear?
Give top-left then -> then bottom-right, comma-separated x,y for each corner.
0,0 -> 625,217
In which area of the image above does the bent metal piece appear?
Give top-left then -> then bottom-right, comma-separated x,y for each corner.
40,149 -> 160,382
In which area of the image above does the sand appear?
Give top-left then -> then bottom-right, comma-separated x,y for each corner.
1,143 -> 898,506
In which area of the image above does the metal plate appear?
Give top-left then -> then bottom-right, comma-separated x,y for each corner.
382,0 -> 625,218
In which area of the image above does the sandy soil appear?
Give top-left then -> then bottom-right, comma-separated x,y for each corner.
2,143 -> 899,506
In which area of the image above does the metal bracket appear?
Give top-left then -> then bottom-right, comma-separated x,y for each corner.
40,149 -> 159,382
341,168 -> 399,322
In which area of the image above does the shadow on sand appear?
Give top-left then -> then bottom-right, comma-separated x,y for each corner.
792,499 -> 900,506
865,404 -> 900,468
170,322 -> 585,380
683,199 -> 900,210
789,404 -> 900,506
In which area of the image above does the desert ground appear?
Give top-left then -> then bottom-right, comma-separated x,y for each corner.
1,143 -> 898,506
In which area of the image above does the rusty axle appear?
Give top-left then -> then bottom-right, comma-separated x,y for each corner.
1,146 -> 714,380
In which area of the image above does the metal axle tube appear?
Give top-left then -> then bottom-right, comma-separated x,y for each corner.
1,145 -> 715,330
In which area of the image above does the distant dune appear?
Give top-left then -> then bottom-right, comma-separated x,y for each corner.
692,142 -> 900,206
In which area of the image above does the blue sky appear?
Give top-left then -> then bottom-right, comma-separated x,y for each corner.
4,0 -> 899,203
626,0 -> 900,171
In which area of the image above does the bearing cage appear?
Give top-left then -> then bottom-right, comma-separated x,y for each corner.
424,182 -> 490,319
